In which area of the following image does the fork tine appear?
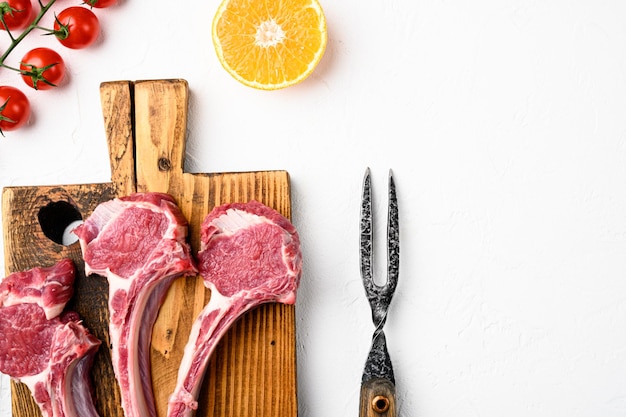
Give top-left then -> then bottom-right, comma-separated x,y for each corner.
386,169 -> 399,296
360,167 -> 373,285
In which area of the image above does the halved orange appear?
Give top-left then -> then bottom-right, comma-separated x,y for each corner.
212,0 -> 328,90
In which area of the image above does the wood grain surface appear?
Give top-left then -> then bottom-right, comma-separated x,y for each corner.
2,79 -> 297,417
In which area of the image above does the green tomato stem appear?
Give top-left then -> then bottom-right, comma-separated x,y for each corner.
0,0 -> 57,69
0,11 -> 16,42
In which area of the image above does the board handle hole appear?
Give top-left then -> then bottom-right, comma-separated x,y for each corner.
38,201 -> 83,246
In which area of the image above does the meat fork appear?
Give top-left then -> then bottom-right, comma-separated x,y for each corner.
359,168 -> 399,417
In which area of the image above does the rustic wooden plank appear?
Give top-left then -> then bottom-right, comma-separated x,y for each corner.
3,79 -> 297,417
99,80 -> 137,196
134,79 -> 188,197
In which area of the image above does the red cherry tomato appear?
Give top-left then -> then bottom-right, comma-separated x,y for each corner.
0,86 -> 30,133
54,7 -> 100,49
20,48 -> 66,90
0,0 -> 33,31
83,0 -> 116,8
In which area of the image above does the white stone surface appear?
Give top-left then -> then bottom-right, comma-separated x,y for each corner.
3,1 -> 626,416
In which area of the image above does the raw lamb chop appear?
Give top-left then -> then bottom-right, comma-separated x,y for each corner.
0,258 -> 102,417
74,192 -> 197,417
167,200 -> 302,417
0,257 -> 74,319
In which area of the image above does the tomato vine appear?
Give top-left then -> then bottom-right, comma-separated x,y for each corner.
0,0 -> 117,135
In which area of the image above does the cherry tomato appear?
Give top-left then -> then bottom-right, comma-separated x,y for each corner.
0,86 -> 30,133
54,7 -> 100,49
0,0 -> 33,31
20,48 -> 66,90
83,0 -> 116,8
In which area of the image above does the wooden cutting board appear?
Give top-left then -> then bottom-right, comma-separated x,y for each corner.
2,79 -> 298,417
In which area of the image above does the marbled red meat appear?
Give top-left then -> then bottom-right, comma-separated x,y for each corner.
0,257 -> 74,320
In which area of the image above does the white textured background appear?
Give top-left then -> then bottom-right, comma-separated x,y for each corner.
2,0 -> 626,416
